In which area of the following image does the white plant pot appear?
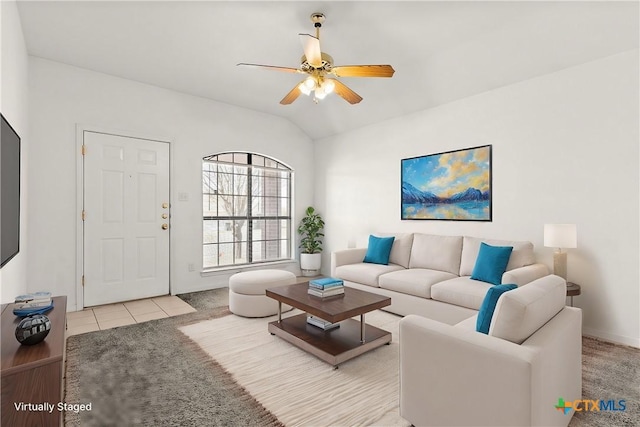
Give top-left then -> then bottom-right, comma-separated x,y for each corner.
300,253 -> 322,276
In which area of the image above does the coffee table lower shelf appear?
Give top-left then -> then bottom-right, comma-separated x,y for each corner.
268,313 -> 391,367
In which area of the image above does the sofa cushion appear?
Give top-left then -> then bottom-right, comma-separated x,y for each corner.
454,314 -> 478,331
334,263 -> 404,288
470,243 -> 513,285
387,233 -> 414,268
476,284 -> 518,334
379,268 -> 458,299
430,277 -> 493,310
489,275 -> 566,344
460,236 -> 535,277
363,235 -> 395,265
409,234 -> 463,275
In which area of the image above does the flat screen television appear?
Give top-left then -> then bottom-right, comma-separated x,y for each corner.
1,113 -> 21,267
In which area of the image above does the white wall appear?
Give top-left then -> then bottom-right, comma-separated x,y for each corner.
0,0 -> 29,303
315,50 -> 639,347
28,57 -> 314,311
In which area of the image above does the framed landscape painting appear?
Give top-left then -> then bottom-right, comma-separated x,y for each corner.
401,145 -> 492,221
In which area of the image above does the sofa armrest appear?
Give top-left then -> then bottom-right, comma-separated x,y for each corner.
502,263 -> 549,286
330,248 -> 367,276
399,315 -> 536,427
522,307 -> 582,426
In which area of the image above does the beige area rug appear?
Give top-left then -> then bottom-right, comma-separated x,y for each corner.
180,310 -> 411,427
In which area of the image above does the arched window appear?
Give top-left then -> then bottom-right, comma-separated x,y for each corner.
202,152 -> 292,268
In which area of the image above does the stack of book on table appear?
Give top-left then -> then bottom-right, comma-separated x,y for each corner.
306,315 -> 340,331
13,291 -> 54,316
307,277 -> 344,298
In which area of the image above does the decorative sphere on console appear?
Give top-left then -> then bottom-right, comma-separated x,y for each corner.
15,314 -> 51,345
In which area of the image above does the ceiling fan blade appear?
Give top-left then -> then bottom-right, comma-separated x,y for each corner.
331,65 -> 395,78
280,81 -> 305,105
237,63 -> 301,73
330,79 -> 363,104
299,33 -> 322,67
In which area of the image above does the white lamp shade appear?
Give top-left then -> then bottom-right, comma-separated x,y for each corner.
303,77 -> 317,90
544,224 -> 577,248
321,79 -> 335,94
298,83 -> 311,96
314,88 -> 327,99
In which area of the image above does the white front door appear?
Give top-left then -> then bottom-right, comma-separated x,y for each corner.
83,131 -> 170,306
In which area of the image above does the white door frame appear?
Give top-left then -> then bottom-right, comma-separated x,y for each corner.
75,124 -> 174,311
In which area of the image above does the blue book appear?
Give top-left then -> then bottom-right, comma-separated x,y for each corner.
309,283 -> 344,290
309,277 -> 343,287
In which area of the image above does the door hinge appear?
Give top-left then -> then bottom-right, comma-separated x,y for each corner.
82,210 -> 86,221
81,144 -> 86,155
82,275 -> 85,287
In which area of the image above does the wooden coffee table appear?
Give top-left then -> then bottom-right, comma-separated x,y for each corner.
265,283 -> 391,367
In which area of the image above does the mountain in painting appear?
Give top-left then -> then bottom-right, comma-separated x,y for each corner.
402,182 -> 440,203
449,188 -> 484,202
403,183 -> 489,204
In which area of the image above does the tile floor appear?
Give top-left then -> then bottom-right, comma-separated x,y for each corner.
66,296 -> 196,336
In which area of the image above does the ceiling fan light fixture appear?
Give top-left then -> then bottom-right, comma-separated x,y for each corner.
299,83 -> 312,96
303,77 -> 317,90
321,79 -> 335,94
314,88 -> 328,100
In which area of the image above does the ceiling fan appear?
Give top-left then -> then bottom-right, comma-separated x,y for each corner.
237,13 -> 395,105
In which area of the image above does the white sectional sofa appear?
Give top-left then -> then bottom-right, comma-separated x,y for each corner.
399,274 -> 582,427
331,233 -> 550,325
332,233 -> 582,426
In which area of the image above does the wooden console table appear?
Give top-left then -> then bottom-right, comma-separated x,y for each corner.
1,296 -> 67,427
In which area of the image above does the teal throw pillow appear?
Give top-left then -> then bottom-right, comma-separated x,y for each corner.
471,242 -> 513,285
476,284 -> 518,334
363,235 -> 395,265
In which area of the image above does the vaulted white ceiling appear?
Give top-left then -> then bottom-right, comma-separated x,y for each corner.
16,1 -> 639,140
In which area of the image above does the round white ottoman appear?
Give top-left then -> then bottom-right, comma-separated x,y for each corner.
229,270 -> 296,317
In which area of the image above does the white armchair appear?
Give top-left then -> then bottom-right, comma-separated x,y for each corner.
399,275 -> 582,427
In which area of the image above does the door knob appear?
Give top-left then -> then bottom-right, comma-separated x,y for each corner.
162,224 -> 169,230
162,214 -> 168,219
162,203 -> 169,209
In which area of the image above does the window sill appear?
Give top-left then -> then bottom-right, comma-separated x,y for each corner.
200,259 -> 298,277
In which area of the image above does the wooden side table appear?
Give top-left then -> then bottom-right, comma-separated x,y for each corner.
566,282 -> 581,307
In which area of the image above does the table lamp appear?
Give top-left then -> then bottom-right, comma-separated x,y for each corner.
544,224 -> 577,280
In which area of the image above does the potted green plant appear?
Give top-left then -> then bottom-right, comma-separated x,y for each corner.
297,206 -> 325,276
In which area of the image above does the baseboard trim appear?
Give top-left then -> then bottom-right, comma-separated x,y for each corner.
583,327 -> 640,348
